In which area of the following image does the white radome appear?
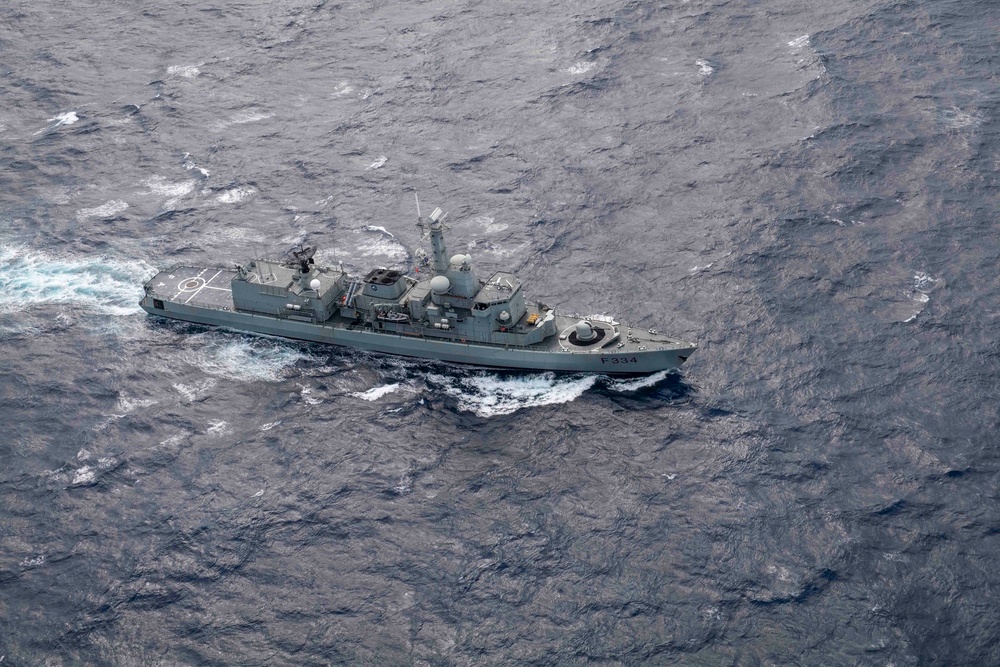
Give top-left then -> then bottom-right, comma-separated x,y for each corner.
430,275 -> 451,294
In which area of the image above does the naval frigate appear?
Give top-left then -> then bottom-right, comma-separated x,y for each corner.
140,205 -> 697,374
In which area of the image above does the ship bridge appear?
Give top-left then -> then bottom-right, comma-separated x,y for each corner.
473,272 -> 521,310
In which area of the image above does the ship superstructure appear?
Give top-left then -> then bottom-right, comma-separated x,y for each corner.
141,205 -> 696,374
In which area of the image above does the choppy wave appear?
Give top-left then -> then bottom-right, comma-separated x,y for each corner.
0,245 -> 155,315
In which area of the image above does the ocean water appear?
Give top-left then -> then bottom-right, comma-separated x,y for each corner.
2,0 -> 999,664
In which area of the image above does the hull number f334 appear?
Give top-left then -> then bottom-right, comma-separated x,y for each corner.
601,356 -> 638,364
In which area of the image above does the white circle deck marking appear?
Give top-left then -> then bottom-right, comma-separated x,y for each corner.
178,277 -> 206,292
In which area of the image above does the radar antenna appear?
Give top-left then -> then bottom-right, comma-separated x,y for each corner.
285,242 -> 317,273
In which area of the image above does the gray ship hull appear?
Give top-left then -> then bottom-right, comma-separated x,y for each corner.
140,296 -> 693,375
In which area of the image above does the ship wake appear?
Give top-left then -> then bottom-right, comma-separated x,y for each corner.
0,244 -> 155,316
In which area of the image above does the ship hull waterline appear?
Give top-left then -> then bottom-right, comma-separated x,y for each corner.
140,299 -> 694,376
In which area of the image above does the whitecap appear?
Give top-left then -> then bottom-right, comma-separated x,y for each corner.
206,419 -> 230,435
331,82 -> 354,97
141,175 -> 196,199
350,227 -> 408,262
366,156 -> 388,171
227,111 -> 272,125
77,200 -> 129,220
141,176 -> 196,209
939,107 -> 983,129
903,271 -> 938,322
788,35 -> 810,49
430,372 -> 598,417
217,186 -> 256,204
33,111 -> 79,135
71,467 -> 96,486
172,378 -> 217,402
352,383 -> 401,401
115,396 -> 158,415
364,225 -> 394,237
167,65 -> 201,78
696,59 -> 714,76
566,62 -> 597,75
0,245 -> 155,315
298,383 -> 323,405
259,421 -> 282,431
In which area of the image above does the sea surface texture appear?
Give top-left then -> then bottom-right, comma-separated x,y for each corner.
1,0 -> 998,664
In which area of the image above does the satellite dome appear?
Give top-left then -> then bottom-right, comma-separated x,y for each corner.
462,254 -> 472,266
499,310 -> 510,322
450,254 -> 465,266
430,275 -> 451,294
575,320 -> 596,341
309,279 -> 321,291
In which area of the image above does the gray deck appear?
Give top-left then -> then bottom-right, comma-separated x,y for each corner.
147,266 -> 237,310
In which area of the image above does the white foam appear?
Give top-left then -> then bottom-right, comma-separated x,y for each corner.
182,336 -> 317,381
141,176 -> 196,209
115,396 -> 157,415
72,466 -> 96,485
566,62 -> 597,75
167,65 -> 201,78
141,175 -> 196,199
430,372 -> 598,417
364,225 -> 394,237
904,271 -> 938,322
366,156 -> 388,171
352,383 -> 401,401
913,271 -> 937,291
690,263 -> 713,273
206,419 -> 230,435
298,383 -> 322,405
696,59 -> 714,76
226,111 -> 272,125
172,378 -> 218,402
20,556 -> 45,568
0,245 -> 155,315
217,186 -> 256,204
352,227 -> 408,262
788,35 -> 810,49
394,474 -> 412,494
259,421 -> 281,431
940,107 -> 983,129
33,111 -> 79,135
606,369 -> 673,392
331,82 -> 354,97
77,199 -> 129,220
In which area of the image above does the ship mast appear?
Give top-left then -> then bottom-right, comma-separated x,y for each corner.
417,204 -> 449,276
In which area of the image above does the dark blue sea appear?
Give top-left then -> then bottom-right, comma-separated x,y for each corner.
2,0 -> 998,664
